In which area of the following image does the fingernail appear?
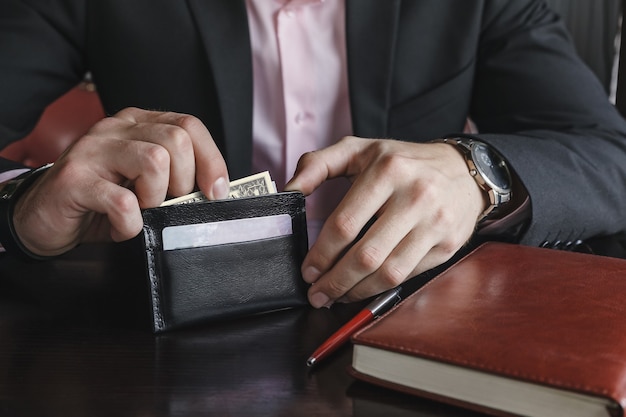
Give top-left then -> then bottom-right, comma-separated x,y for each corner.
302,266 -> 321,283
211,177 -> 229,200
310,292 -> 331,309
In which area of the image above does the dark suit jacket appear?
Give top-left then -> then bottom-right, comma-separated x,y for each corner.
2,0 -> 626,249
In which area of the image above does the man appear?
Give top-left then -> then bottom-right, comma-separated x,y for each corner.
2,1 -> 626,308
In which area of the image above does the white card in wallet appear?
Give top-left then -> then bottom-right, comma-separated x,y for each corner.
162,214 -> 293,251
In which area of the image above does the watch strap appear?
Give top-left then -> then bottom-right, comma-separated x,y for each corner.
0,163 -> 54,261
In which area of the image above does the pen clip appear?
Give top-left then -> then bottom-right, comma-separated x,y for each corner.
373,296 -> 400,318
369,287 -> 402,317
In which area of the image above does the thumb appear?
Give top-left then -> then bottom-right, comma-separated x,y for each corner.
284,136 -> 363,194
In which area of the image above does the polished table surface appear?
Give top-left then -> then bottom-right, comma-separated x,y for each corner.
0,240 -> 486,417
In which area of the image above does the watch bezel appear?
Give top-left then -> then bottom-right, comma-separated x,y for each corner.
469,141 -> 513,196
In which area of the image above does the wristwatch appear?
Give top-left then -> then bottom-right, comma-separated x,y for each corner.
0,163 -> 53,260
437,138 -> 512,223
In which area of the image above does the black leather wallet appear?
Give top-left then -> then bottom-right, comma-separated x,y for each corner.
140,191 -> 310,333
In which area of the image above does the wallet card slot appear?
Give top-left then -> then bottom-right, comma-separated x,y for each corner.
155,235 -> 309,329
162,213 -> 293,251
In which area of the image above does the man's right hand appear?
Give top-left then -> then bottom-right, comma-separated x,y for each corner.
12,107 -> 229,257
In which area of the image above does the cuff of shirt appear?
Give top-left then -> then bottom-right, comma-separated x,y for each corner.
477,196 -> 531,238
0,168 -> 33,253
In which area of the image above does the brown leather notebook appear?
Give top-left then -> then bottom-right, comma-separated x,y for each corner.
350,242 -> 626,417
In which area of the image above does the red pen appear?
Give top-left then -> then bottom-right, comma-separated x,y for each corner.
306,287 -> 402,367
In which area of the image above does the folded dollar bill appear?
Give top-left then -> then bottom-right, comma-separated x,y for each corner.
160,171 -> 277,207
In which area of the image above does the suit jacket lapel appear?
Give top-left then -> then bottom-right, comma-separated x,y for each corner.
186,0 -> 252,178
183,0 -> 400,174
346,0 -> 401,138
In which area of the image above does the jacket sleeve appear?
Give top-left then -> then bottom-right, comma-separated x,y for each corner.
0,0 -> 87,149
470,0 -> 626,247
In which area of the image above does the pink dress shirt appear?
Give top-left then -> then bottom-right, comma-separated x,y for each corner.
246,0 -> 352,245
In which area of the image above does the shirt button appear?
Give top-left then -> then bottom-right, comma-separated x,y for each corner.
295,112 -> 314,124
285,10 -> 295,18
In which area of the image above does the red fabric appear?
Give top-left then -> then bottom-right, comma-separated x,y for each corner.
0,83 -> 105,167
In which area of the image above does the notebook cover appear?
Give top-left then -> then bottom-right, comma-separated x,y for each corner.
350,242 -> 626,417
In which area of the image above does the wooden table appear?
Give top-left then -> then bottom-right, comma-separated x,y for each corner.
0,240 -> 484,417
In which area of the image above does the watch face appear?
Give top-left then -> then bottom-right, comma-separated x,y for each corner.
472,143 -> 511,191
